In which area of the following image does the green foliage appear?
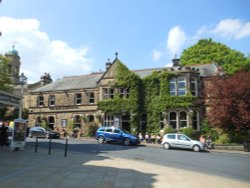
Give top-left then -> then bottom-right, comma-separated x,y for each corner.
180,127 -> 200,140
201,119 -> 219,141
214,133 -> 230,144
164,127 -> 175,134
0,55 -> 13,92
180,38 -> 248,74
85,122 -> 99,137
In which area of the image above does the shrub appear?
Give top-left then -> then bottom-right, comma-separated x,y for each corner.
85,122 -> 99,137
164,127 -> 175,134
180,127 -> 200,140
215,133 -> 230,144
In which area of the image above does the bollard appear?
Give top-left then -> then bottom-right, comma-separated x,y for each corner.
64,137 -> 68,157
48,138 -> 52,155
35,137 -> 38,153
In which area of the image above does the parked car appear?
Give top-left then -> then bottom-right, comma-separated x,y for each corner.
161,133 -> 205,152
29,127 -> 60,139
95,127 -> 140,146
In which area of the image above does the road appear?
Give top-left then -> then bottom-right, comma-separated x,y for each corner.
26,138 -> 250,183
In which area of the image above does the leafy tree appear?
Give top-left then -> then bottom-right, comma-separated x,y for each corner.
0,55 -> 13,92
203,71 -> 250,141
180,38 -> 249,74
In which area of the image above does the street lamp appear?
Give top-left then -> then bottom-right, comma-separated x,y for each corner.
18,72 -> 27,119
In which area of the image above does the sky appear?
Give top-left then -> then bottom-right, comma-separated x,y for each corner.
0,0 -> 250,83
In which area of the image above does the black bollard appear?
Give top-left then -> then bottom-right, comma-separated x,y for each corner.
35,137 -> 38,153
64,137 -> 68,157
48,138 -> 52,155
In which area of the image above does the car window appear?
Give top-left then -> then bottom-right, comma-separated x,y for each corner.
114,129 -> 121,134
106,128 -> 113,133
98,128 -> 105,132
167,134 -> 176,139
177,135 -> 189,141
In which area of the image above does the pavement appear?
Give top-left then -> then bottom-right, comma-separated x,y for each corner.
0,139 -> 250,188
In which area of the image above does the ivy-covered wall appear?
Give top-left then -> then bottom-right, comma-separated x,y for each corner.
98,60 -> 195,133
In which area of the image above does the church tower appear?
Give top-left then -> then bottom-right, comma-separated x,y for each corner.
5,45 -> 21,85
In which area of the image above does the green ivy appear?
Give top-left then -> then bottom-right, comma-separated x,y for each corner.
98,59 -> 194,133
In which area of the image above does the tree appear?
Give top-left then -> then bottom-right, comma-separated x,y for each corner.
0,55 -> 13,92
204,71 -> 250,141
180,38 -> 249,74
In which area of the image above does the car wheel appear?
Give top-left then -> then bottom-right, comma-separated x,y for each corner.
123,138 -> 130,146
163,143 -> 170,150
193,145 -> 201,152
97,136 -> 105,144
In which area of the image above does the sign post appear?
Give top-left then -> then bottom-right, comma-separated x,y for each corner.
9,119 -> 27,152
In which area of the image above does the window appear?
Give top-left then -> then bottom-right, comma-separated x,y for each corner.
177,135 -> 189,141
88,115 -> 94,122
114,129 -> 121,134
159,112 -> 164,130
192,111 -> 198,130
119,88 -> 130,98
169,112 -> 177,129
104,115 -> 114,126
48,95 -> 55,106
179,111 -> 187,128
88,92 -> 95,104
106,128 -> 113,133
37,96 -> 44,107
177,78 -> 186,96
170,77 -> 186,96
74,115 -> 81,128
36,116 -> 42,126
75,93 -> 82,105
170,78 -> 176,96
103,88 -> 114,99
191,77 -> 198,96
167,134 -> 176,139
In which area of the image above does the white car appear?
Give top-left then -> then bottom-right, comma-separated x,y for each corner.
161,133 -> 205,152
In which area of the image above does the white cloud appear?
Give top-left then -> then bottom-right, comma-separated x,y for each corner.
167,26 -> 187,55
152,49 -> 162,61
211,19 -> 250,39
0,17 -> 93,83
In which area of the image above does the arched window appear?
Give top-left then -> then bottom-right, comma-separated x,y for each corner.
192,111 -> 198,130
104,115 -> 114,127
48,116 -> 55,129
74,115 -> 81,128
169,112 -> 177,129
36,116 -> 42,126
179,111 -> 187,128
88,115 -> 94,122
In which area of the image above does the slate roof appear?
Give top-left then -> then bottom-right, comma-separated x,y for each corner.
31,62 -> 223,93
32,73 -> 103,92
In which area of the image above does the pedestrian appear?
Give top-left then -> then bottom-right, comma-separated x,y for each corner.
145,132 -> 150,143
199,135 -> 207,148
138,132 -> 144,142
0,123 -> 8,147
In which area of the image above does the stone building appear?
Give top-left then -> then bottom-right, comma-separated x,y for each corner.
27,54 -> 224,132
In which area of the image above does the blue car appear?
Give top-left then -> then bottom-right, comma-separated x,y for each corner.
95,127 -> 140,146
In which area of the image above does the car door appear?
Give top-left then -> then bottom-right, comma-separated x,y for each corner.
104,128 -> 113,141
176,134 -> 192,149
112,128 -> 123,142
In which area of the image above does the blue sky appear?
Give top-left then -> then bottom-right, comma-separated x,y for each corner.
0,0 -> 250,83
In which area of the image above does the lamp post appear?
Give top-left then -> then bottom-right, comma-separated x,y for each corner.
18,72 -> 27,119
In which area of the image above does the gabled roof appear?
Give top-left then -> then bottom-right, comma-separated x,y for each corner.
32,73 -> 103,93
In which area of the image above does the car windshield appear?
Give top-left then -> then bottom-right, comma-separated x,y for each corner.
120,129 -> 130,134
